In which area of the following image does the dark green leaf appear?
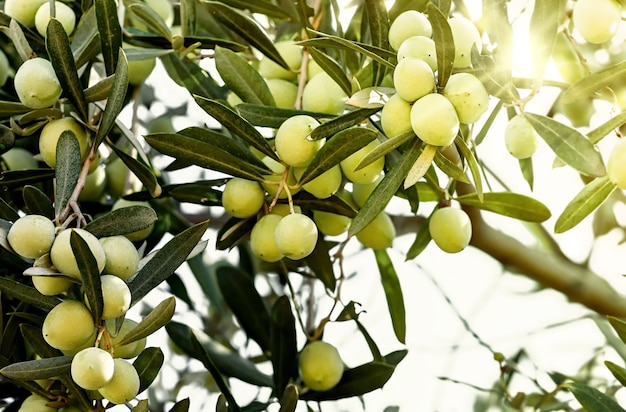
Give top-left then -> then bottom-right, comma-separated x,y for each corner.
107,145 -> 161,198
46,19 -> 88,121
305,234 -> 337,291
270,296 -> 298,397
356,130 -> 415,171
72,6 -> 101,69
94,49 -> 128,148
300,362 -> 396,401
236,103 -> 324,128
0,101 -> 31,117
95,0 -> 122,76
190,330 -> 241,411
168,398 -> 190,412
22,185 -> 54,219
193,96 -> 278,161
161,53 -> 225,99
293,193 -> 358,217
525,113 -> 606,177
364,0 -> 390,85
204,1 -> 288,70
355,320 -> 383,361
220,0 -> 297,20
373,249 -> 406,343
71,230 -> 103,323
309,108 -> 381,142
456,191 -> 552,222
216,217 -> 256,251
406,216 -> 431,260
127,3 -> 172,39
216,266 -> 271,352
166,321 -> 273,387
0,198 -> 20,222
349,139 -> 422,237
215,47 -> 275,106
133,347 -> 164,393
306,48 -> 352,96
428,4 -> 454,89
0,356 -> 72,380
562,61 -> 626,103
605,361 -> 626,388
54,131 -> 81,219
299,128 -> 378,186
554,176 -> 615,233
128,219 -> 209,304
84,75 -> 114,102
565,381 -> 626,412
84,205 -> 157,237
0,169 -> 56,188
118,297 -> 176,346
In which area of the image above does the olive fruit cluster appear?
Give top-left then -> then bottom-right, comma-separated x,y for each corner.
229,41 -> 347,113
382,10 -> 488,147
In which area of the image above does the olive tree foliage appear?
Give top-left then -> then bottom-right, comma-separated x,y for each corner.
1,0 -> 626,410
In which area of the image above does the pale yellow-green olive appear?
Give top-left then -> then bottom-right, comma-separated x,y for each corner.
250,214 -> 284,262
275,115 -> 323,167
105,156 -> 142,198
98,358 -> 140,404
99,236 -> 140,280
448,16 -> 482,68
35,1 -> 76,37
1,148 -> 38,171
71,347 -> 115,390
14,57 -> 62,109
42,300 -> 95,351
381,93 -> 413,138
103,318 -> 146,359
396,36 -> 437,71
428,207 -> 472,253
274,213 -> 318,260
266,78 -> 298,109
17,394 -> 56,412
50,228 -> 106,279
258,41 -> 302,81
355,212 -> 395,250
8,214 -> 55,259
302,72 -> 347,115
410,93 -> 459,146
298,341 -> 344,391
388,10 -> 432,51
313,210 -> 351,236
97,275 -> 131,320
393,57 -> 435,103
504,114 -> 539,159
61,327 -> 97,356
607,138 -> 626,189
4,0 -> 47,27
573,0 -> 622,44
442,72 -> 489,124
124,43 -> 156,85
295,164 -> 343,199
340,140 -> 385,184
32,275 -> 73,296
39,117 -> 89,168
221,178 -> 266,218
352,175 -> 382,207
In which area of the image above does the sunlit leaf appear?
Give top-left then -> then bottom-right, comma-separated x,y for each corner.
554,176 -> 615,233
588,111 -> 626,144
428,3 -> 454,89
565,381 -> 626,412
373,250 -> 405,343
454,135 -> 483,201
309,108 -> 381,142
456,191 -> 552,222
562,60 -> 626,103
306,48 -> 352,96
529,0 -> 563,86
405,144 -> 437,188
433,150 -> 469,183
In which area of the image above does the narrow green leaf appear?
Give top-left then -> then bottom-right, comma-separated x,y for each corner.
356,130 -> 415,171
145,133 -> 265,181
83,75 -> 114,102
355,320 -> 383,361
434,150 -> 469,183
0,169 -> 56,188
529,0 -> 563,86
554,176 -> 615,233
204,1 -> 288,70
194,96 -> 278,161
306,48 -> 352,96
216,266 -> 271,352
128,219 -> 209,304
481,0 -> 513,95
166,321 -> 273,387
95,0 -> 122,76
474,101 -> 505,146
94,49 -> 128,148
168,398 -> 190,412
373,250 -> 405,343
565,381 -> 626,412
270,296 -> 298,398
71,230 -> 103,323
364,0 -> 390,85
588,111 -> 626,144
309,108 -> 381,142
6,19 -> 32,62
432,0 -> 451,15
305,233 -> 337,291
608,316 -> 626,346
127,3 -> 172,39
22,185 -> 54,219
525,113 -> 606,177
54,131 -> 81,219
293,193 -> 357,217
236,103 -> 324,128
220,0 -> 297,19
0,278 -> 59,311
84,205 -> 157,238
300,362 -> 396,401
133,399 -> 150,412
455,191 -> 552,223
107,145 -> 161,198
471,49 -> 518,101
349,139 -> 422,237
133,347 -> 164,393
118,297 -> 176,346
216,217 -> 256,251
454,135 -> 483,201
406,215 -> 431,260
428,3 -> 454,89
215,47 -> 275,106
71,6 -> 100,69
605,361 -> 626,388
0,356 -> 72,381
405,143 -> 437,188
161,53 -> 225,99
0,101 -> 31,117
46,19 -> 89,121
563,60 -> 626,103
299,128 -> 378,186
